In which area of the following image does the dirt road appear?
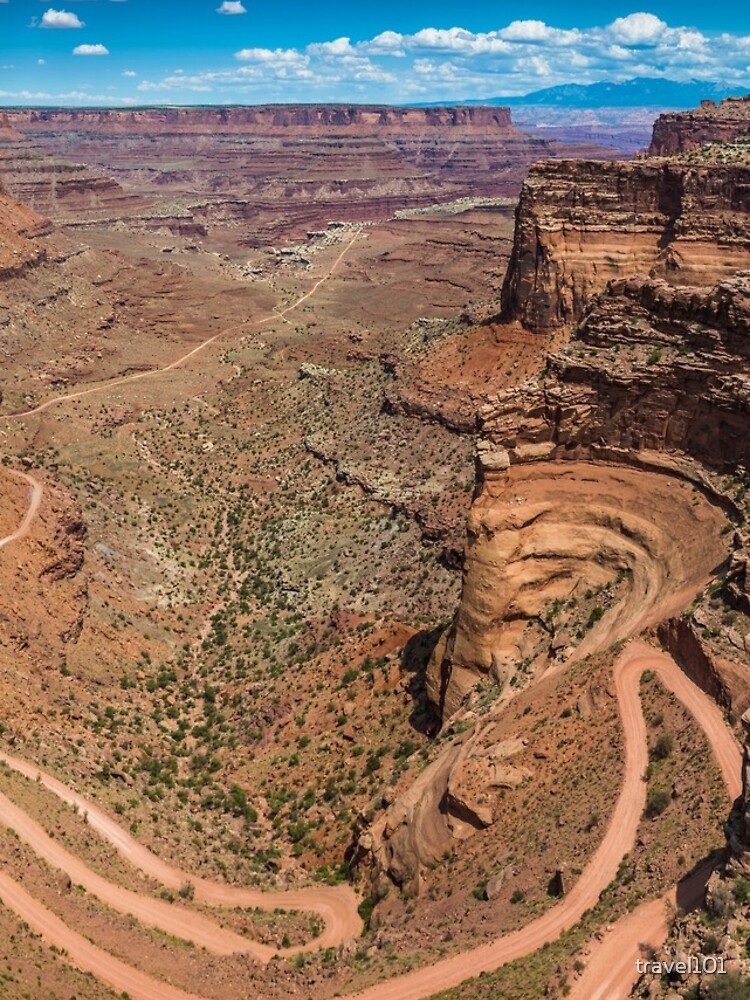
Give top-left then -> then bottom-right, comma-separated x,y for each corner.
2,229 -> 361,421
0,638 -> 739,1000
0,467 -> 43,551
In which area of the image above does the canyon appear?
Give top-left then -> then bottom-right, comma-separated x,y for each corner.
0,103 -> 616,249
0,92 -> 749,1000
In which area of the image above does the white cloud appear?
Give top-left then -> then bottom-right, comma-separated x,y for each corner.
37,58 -> 47,65
217,1 -> 246,13
73,43 -> 109,56
122,69 -> 137,77
609,13 -> 666,45
361,31 -> 406,56
40,9 -> 84,29
66,13 -> 750,105
307,37 -> 355,57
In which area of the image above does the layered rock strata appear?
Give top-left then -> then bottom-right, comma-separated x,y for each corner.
5,105 -> 515,133
490,272 -> 750,470
0,180 -> 51,276
501,160 -> 750,330
649,94 -> 750,156
0,104 -> 616,243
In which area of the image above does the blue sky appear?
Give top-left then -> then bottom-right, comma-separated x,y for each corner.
1,2 -> 750,106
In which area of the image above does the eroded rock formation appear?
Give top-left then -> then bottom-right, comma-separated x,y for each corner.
489,273 -> 750,469
501,160 -> 750,330
649,94 -> 750,156
0,180 -> 51,277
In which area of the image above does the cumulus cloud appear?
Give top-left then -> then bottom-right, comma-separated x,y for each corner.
40,9 -> 84,29
122,69 -> 137,77
73,43 -> 109,55
121,13 -> 750,103
609,12 -> 666,45
217,1 -> 246,13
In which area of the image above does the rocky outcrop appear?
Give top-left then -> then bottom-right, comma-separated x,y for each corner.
0,112 -> 22,141
424,457 -> 728,720
657,617 -> 750,724
0,181 -> 51,277
0,473 -> 88,675
0,149 -> 147,224
490,272 -> 750,470
500,160 -> 750,331
649,94 -> 750,156
356,722 -> 529,893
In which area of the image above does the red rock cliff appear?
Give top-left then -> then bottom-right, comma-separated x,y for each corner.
501,158 -> 750,331
649,94 -> 750,156
5,104 -> 514,133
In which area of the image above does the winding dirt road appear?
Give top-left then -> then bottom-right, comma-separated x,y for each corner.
0,233 -> 365,986
0,750 -> 361,960
0,636 -> 740,1000
332,642 -> 741,1000
0,229 -> 743,998
3,228 -> 360,421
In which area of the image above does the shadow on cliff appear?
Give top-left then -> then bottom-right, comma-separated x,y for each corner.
401,625 -> 444,737
674,844 -> 733,915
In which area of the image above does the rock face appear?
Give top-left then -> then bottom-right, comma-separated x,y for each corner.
0,180 -> 51,277
649,94 -> 750,156
425,458 -> 727,719
356,724 -> 529,893
741,711 -> 750,848
0,148 -> 149,225
0,474 -> 88,675
500,159 -> 750,331
428,266 -> 750,722
491,272 -> 750,470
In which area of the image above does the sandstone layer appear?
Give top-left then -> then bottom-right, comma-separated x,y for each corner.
501,159 -> 750,330
490,272 -> 750,469
0,180 -> 51,276
649,94 -> 750,156
425,461 -> 727,720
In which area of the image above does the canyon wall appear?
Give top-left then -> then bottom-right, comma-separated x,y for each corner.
0,179 -> 51,276
0,103 -> 621,243
5,104 -> 514,133
649,95 -> 750,156
500,159 -> 750,331
489,272 -> 750,470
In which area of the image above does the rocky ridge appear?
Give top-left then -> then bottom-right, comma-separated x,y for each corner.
649,94 -> 750,156
5,104 -> 515,133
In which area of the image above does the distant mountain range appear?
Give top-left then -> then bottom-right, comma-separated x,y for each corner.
435,78 -> 749,110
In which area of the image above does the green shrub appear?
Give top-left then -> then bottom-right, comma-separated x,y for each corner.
651,733 -> 674,761
644,786 -> 670,818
